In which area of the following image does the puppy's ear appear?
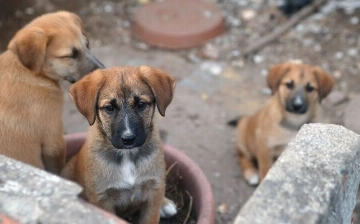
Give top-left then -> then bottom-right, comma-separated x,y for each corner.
267,63 -> 291,94
8,28 -> 48,73
67,11 -> 83,27
312,66 -> 335,100
139,66 -> 176,116
69,70 -> 105,125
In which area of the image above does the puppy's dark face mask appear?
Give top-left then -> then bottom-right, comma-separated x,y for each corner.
97,83 -> 156,150
280,77 -> 316,115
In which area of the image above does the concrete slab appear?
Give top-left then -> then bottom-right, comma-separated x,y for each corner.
234,124 -> 360,224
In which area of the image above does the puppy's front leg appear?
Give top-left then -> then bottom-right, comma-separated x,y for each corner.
237,149 -> 259,186
139,187 -> 164,224
160,197 -> 177,218
41,115 -> 67,174
42,135 -> 66,174
257,143 -> 273,181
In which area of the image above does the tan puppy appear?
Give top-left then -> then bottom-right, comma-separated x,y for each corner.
0,11 -> 104,174
235,61 -> 334,185
61,66 -> 177,223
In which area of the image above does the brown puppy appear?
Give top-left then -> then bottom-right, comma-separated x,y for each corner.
235,61 -> 334,185
0,11 -> 104,174
61,66 -> 177,223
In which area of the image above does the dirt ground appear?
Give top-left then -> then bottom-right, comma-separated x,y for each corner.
1,0 -> 360,223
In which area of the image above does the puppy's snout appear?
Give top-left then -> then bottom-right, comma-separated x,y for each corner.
112,109 -> 147,149
292,95 -> 303,109
88,53 -> 105,69
79,51 -> 105,75
121,133 -> 136,146
289,94 -> 307,114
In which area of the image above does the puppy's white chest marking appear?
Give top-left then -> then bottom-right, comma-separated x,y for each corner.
96,153 -> 160,208
113,159 -> 137,189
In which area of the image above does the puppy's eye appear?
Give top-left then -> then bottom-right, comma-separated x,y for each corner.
137,102 -> 148,111
285,81 -> 294,89
71,48 -> 79,59
306,83 -> 314,92
104,105 -> 115,113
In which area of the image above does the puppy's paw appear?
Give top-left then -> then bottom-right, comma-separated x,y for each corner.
244,170 -> 259,186
160,197 -> 177,218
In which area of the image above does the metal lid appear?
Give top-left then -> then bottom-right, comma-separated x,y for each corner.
133,0 -> 225,49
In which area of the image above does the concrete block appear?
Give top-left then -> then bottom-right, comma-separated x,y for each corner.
0,155 -> 125,224
234,124 -> 360,224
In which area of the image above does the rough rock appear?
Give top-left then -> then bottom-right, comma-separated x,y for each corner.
234,124 -> 360,224
0,155 -> 126,224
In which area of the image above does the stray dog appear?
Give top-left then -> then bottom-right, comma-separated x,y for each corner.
61,66 -> 177,223
234,61 -> 334,185
0,11 -> 104,174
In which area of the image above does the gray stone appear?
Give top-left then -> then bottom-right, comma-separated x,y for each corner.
335,0 -> 360,10
253,55 -> 264,64
350,17 -> 359,25
260,87 -> 272,96
234,124 -> 360,224
202,43 -> 220,60
347,48 -> 358,57
344,95 -> 360,135
0,155 -> 126,224
199,61 -> 224,76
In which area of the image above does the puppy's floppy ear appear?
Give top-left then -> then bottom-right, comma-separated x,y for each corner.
139,66 -> 176,116
8,28 -> 49,73
69,69 -> 105,125
267,62 -> 291,94
312,66 -> 335,100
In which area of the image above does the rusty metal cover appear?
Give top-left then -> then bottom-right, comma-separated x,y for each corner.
133,0 -> 225,49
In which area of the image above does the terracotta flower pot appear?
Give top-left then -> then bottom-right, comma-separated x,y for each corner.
64,133 -> 215,224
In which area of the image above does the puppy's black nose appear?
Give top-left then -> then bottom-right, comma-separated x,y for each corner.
292,101 -> 303,111
121,133 -> 136,146
290,95 -> 307,114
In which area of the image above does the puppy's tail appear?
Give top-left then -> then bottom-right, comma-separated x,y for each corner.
227,116 -> 242,127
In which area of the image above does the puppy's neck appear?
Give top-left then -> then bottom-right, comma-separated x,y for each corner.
99,144 -> 157,166
280,112 -> 313,131
4,51 -> 61,90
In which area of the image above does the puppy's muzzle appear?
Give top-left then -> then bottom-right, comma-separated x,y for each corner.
86,52 -> 105,70
112,110 -> 147,150
286,93 -> 308,114
70,50 -> 104,84
66,52 -> 105,83
112,129 -> 145,150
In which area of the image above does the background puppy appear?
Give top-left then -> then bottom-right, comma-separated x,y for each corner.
0,11 -> 104,174
61,66 -> 177,223
234,61 -> 334,185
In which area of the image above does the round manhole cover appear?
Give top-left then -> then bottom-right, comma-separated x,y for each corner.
133,0 -> 225,49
